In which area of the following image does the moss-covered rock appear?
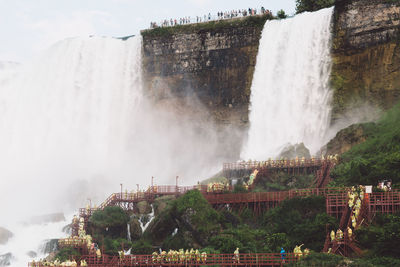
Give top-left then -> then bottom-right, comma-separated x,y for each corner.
153,195 -> 176,216
136,201 -> 152,214
128,217 -> 142,240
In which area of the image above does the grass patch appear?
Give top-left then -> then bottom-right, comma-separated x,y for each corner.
141,14 -> 272,38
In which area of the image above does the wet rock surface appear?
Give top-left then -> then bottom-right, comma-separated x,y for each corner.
332,0 -> 400,120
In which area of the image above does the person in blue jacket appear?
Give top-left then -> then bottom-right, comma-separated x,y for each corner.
280,247 -> 286,263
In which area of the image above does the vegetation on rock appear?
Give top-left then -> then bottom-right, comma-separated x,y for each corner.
141,14 -> 272,38
331,102 -> 400,186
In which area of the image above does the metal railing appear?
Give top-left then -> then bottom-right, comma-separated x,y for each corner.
29,252 -> 297,266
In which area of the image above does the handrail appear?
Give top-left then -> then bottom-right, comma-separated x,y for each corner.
223,158 -> 337,171
29,252 -> 298,266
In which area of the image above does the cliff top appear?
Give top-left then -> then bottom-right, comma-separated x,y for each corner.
141,14 -> 271,38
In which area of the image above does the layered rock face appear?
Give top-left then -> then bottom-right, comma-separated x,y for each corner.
141,17 -> 266,128
331,0 -> 400,121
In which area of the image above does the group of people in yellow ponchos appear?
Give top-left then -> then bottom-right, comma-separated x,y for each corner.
151,248 -> 207,264
207,182 -> 229,193
329,185 -> 366,252
30,259 -> 88,266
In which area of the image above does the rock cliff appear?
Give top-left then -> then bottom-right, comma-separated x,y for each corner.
141,1 -> 400,146
141,15 -> 268,128
331,0 -> 400,121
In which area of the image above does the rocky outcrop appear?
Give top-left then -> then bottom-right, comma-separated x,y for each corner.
278,143 -> 311,159
331,0 -> 400,121
323,122 -> 373,155
0,227 -> 13,245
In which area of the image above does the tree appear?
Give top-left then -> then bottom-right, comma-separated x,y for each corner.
89,206 -> 130,238
295,0 -> 335,14
277,9 -> 287,19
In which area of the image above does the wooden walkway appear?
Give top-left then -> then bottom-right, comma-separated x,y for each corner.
79,187 -> 400,219
29,253 -> 298,266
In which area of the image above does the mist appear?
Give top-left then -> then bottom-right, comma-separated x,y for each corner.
0,35 -> 243,265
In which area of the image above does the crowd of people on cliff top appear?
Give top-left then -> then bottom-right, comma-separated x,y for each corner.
149,7 -> 272,29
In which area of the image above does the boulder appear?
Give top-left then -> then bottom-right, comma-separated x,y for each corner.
0,227 -> 13,245
279,143 -> 311,159
0,253 -> 13,266
26,251 -> 37,258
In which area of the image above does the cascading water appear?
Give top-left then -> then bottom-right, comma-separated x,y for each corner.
0,36 -> 143,266
127,223 -> 132,242
139,204 -> 155,233
241,8 -> 334,160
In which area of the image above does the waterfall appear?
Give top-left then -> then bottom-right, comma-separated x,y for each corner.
0,36 -> 143,266
139,204 -> 155,233
127,223 -> 132,242
241,8 -> 334,160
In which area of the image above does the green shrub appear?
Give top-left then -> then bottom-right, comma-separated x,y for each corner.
263,196 -> 338,251
277,9 -> 287,19
356,213 -> 400,258
103,237 -> 131,255
89,206 -> 130,239
295,0 -> 335,14
131,239 -> 154,254
174,190 -> 222,239
54,247 -> 80,262
141,14 -> 271,38
264,233 -> 291,253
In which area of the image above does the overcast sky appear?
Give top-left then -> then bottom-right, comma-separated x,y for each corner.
0,0 -> 296,62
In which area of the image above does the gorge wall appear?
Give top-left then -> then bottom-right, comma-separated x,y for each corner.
141,0 -> 400,135
141,16 -> 268,129
331,0 -> 400,122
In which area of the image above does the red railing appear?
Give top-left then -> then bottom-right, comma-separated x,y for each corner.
223,158 -> 336,171
80,187 -> 349,217
29,253 -> 297,266
326,191 -> 400,218
368,192 -> 400,214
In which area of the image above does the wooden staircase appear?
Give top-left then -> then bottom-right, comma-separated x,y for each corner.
323,191 -> 366,257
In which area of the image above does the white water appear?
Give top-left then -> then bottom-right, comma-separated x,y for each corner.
127,223 -> 132,242
0,31 -> 230,265
0,218 -> 70,267
139,204 -> 155,233
0,36 -> 143,266
241,8 -> 334,160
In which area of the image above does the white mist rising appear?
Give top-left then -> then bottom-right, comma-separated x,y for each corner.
241,8 -> 334,160
0,35 -> 227,266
